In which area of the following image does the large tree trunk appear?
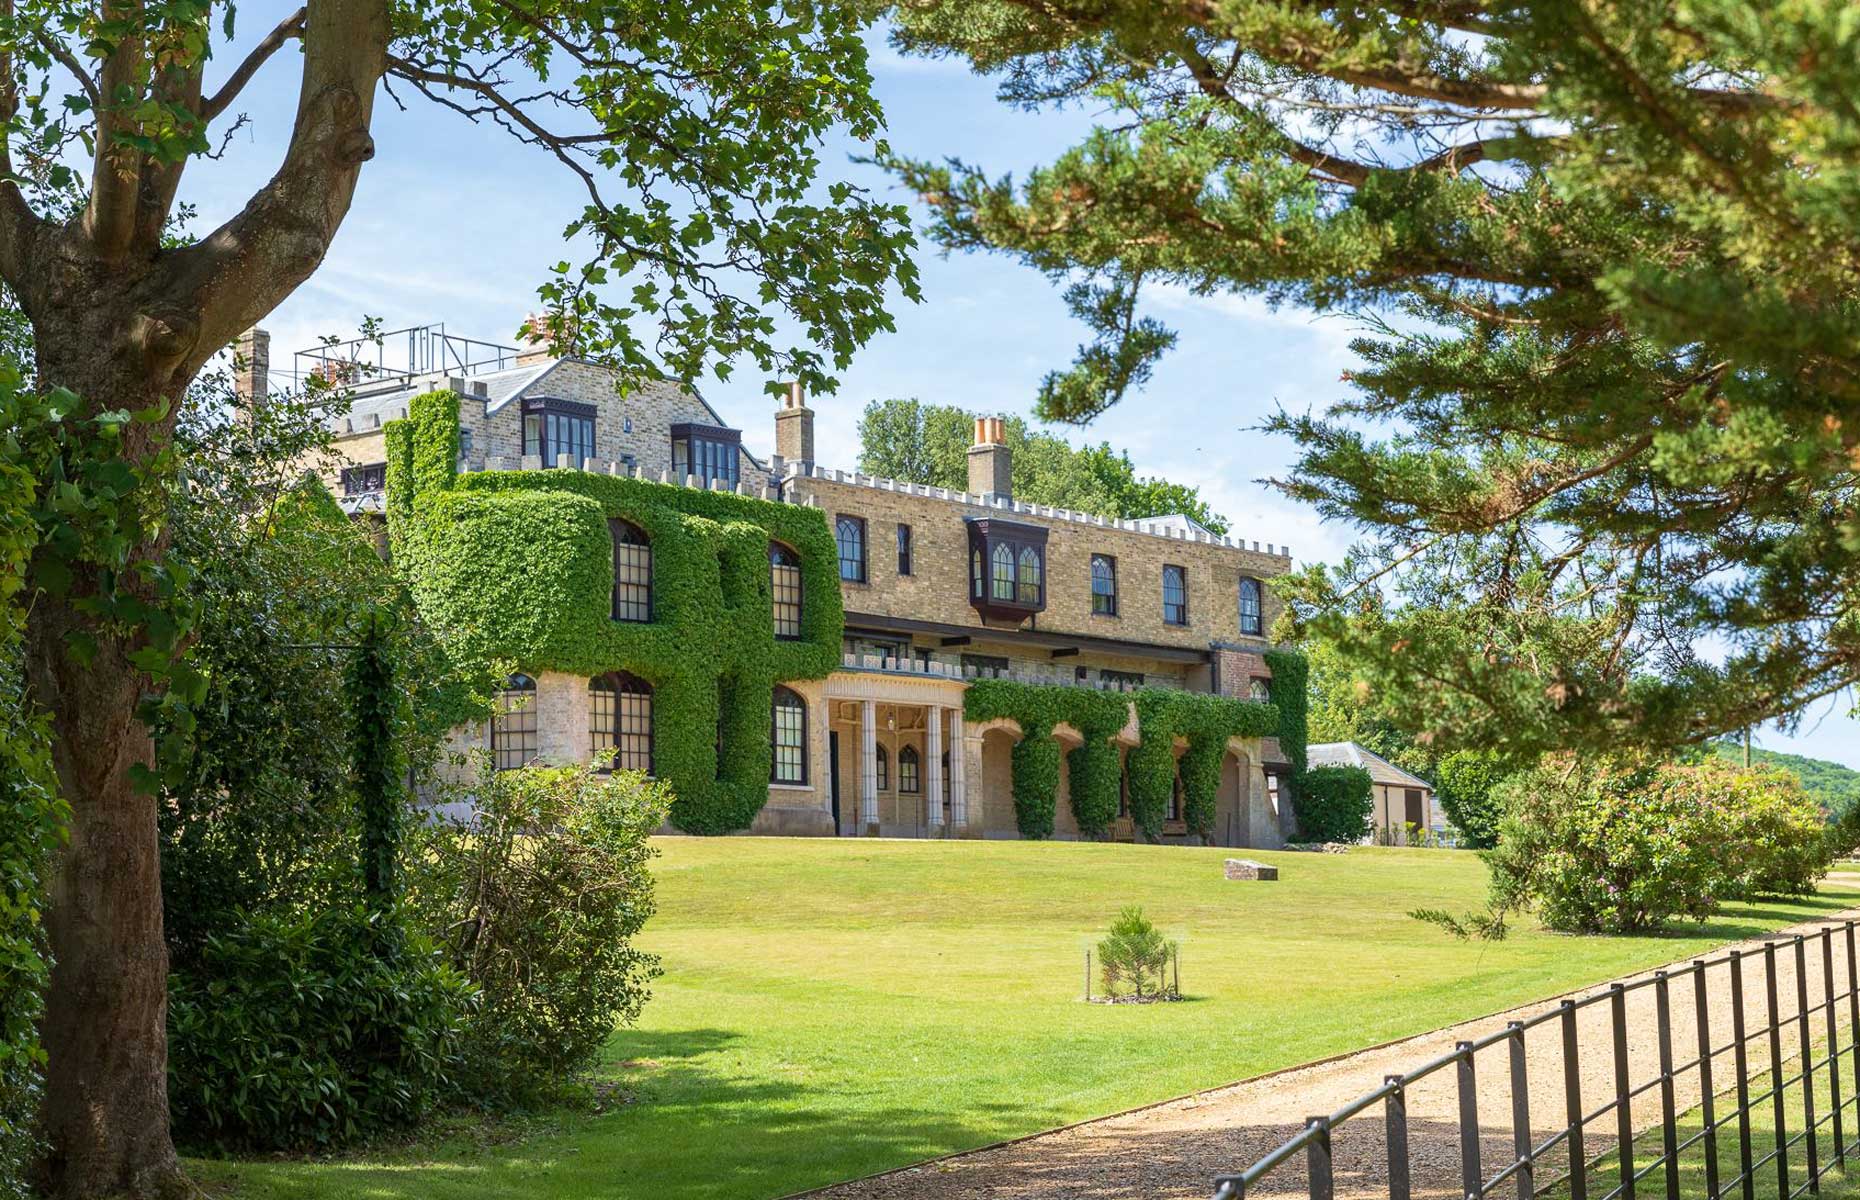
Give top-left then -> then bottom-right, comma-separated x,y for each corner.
25,307 -> 192,1200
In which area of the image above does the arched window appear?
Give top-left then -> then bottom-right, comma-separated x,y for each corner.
770,542 -> 803,639
1239,577 -> 1263,636
1162,564 -> 1188,626
876,744 -> 889,791
492,673 -> 537,771
1091,554 -> 1117,616
971,548 -> 984,598
1249,678 -> 1271,702
771,686 -> 807,784
899,745 -> 921,794
991,542 -> 1014,601
836,516 -> 866,582
590,672 -> 653,774
1017,545 -> 1042,604
611,519 -> 652,622
1169,764 -> 1184,822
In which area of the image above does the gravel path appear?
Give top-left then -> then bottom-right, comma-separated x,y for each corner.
801,906 -> 1860,1200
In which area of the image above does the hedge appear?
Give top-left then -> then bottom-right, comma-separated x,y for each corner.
963,679 -> 1282,842
384,390 -> 841,834
1293,764 -> 1374,843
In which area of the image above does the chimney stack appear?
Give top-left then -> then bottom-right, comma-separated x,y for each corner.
774,380 -> 814,474
233,327 -> 270,412
517,312 -> 553,366
967,415 -> 1012,501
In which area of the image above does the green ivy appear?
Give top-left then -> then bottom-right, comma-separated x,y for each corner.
964,679 -> 1281,842
1262,648 -> 1309,775
384,390 -> 842,835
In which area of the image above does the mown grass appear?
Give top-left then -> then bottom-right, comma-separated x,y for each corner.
188,838 -> 1860,1200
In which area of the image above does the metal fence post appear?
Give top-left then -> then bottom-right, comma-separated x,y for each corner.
1613,983 -> 1635,1200
1695,961 -> 1721,1200
1733,950 -> 1755,1200
1825,927 -> 1845,1167
1564,1000 -> 1588,1200
1656,972 -> 1680,1200
1507,1022 -> 1533,1200
1459,1041 -> 1482,1200
1386,1075 -> 1411,1200
1307,1115 -> 1334,1200
1767,940 -> 1790,1199
1848,924 -> 1860,1132
1796,936 -> 1821,1191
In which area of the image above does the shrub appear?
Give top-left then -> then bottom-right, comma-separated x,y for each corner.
1294,765 -> 1373,843
1483,758 -> 1829,935
1096,906 -> 1175,1000
166,900 -> 472,1151
1433,750 -> 1509,849
409,758 -> 668,1103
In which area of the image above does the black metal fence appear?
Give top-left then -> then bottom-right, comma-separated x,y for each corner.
1213,921 -> 1860,1200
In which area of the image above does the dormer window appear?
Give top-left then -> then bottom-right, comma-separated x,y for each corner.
670,422 -> 740,488
966,517 -> 1047,621
521,396 -> 596,467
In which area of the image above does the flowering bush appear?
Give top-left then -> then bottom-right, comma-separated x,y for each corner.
1484,758 -> 1829,934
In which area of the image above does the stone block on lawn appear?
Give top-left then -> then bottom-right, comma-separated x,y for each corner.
1224,858 -> 1278,881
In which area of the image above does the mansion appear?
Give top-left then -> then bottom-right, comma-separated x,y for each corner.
263,323 -> 1307,846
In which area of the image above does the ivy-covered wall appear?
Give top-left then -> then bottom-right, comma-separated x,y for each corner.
384,390 -> 842,834
963,680 -> 1281,842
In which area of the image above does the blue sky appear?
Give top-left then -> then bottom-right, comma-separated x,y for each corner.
179,7 -> 1858,768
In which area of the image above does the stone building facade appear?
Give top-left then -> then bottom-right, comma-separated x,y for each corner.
278,323 -> 1303,847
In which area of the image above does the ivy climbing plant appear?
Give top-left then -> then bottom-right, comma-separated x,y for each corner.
384,390 -> 842,835
964,678 -> 1282,842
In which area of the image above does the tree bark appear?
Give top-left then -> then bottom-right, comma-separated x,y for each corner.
24,287 -> 192,1199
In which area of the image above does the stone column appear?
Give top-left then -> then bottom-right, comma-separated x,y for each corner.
535,671 -> 589,767
860,700 -> 879,829
948,710 -> 968,827
926,705 -> 944,829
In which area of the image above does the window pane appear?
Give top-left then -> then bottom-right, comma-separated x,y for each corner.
876,745 -> 889,791
837,517 -> 865,582
1017,545 -> 1041,604
612,520 -> 652,622
771,542 -> 804,639
897,524 -> 912,575
1163,565 -> 1187,625
492,674 -> 537,771
1091,555 -> 1116,615
590,674 -> 652,774
1239,578 -> 1263,635
991,543 -> 1014,600
899,745 -> 920,794
771,688 -> 807,784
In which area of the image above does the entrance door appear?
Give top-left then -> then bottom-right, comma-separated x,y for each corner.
828,732 -> 841,834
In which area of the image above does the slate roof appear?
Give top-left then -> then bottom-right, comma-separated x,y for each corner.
1306,742 -> 1434,791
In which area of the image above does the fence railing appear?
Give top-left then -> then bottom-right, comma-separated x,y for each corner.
1213,920 -> 1860,1200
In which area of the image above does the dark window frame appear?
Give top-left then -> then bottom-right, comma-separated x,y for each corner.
771,541 -> 804,639
965,517 -> 1049,621
491,673 -> 538,771
589,671 -> 654,775
771,686 -> 808,784
1162,564 -> 1189,626
669,421 -> 742,489
836,515 -> 867,583
611,518 -> 653,623
896,523 -> 913,576
1090,553 -> 1118,616
521,396 -> 597,467
876,744 -> 889,792
899,745 -> 921,794
1238,576 -> 1264,636
341,461 -> 387,496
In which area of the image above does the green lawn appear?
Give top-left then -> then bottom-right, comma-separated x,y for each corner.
189,839 -> 1860,1200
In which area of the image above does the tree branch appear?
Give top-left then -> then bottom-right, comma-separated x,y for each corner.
80,2 -> 146,261
202,8 -> 306,123
34,30 -> 100,110
0,0 -> 42,288
153,0 -> 390,380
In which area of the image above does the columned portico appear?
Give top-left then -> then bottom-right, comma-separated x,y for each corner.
948,709 -> 968,827
825,669 -> 969,837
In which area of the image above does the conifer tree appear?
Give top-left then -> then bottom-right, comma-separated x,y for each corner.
887,0 -> 1860,754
